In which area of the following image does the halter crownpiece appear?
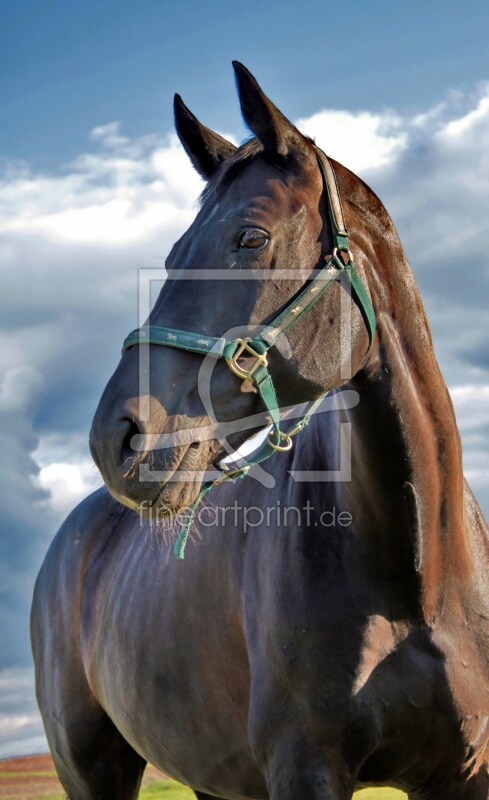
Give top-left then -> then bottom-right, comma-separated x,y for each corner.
122,149 -> 376,558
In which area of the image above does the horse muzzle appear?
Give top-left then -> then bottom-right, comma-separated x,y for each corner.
89,407 -> 214,517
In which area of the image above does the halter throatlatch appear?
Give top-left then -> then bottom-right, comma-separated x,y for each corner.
122,149 -> 376,558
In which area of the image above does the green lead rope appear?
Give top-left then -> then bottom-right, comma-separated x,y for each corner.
172,404 -> 317,559
173,470 -> 248,559
173,483 -> 215,560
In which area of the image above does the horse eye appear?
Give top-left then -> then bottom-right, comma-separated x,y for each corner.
238,229 -> 269,249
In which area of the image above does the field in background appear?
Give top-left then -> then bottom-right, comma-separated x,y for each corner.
0,754 -> 406,800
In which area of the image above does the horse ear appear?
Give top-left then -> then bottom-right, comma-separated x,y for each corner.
174,94 -> 237,180
232,62 -> 303,158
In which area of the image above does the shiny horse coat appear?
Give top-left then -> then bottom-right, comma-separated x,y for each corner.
32,63 -> 489,800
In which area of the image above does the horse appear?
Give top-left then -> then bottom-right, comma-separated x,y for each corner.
31,63 -> 489,800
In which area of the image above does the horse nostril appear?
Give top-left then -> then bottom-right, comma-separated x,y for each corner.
120,419 -> 142,463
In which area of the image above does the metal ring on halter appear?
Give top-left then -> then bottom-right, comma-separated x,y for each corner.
267,430 -> 293,452
332,247 -> 353,264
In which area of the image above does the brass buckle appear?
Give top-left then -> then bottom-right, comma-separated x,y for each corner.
225,338 -> 268,381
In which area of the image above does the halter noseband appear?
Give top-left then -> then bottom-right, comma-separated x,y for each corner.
122,149 -> 376,558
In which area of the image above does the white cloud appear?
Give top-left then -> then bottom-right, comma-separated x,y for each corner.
0,127 -> 203,246
374,86 -> 489,268
33,432 -> 103,526
295,108 -> 407,172
37,460 -> 100,520
449,385 -> 489,493
0,365 -> 43,414
450,385 -> 489,430
440,91 -> 489,139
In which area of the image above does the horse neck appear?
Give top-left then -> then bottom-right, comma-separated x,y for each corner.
343,244 -> 468,623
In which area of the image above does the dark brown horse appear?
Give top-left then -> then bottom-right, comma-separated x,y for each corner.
31,64 -> 489,800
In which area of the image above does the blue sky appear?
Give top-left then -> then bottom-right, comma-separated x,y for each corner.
2,0 -> 489,166
1,0 -> 489,757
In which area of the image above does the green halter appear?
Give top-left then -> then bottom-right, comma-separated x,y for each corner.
122,149 -> 376,558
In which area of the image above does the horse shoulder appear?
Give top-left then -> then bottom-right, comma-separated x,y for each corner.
31,488 -> 128,642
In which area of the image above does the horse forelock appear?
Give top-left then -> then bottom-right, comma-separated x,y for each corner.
198,133 -> 317,207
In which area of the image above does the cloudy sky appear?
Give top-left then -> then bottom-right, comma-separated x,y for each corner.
1,0 -> 489,758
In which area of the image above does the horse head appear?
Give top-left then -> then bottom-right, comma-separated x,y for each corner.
89,63 -> 374,519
